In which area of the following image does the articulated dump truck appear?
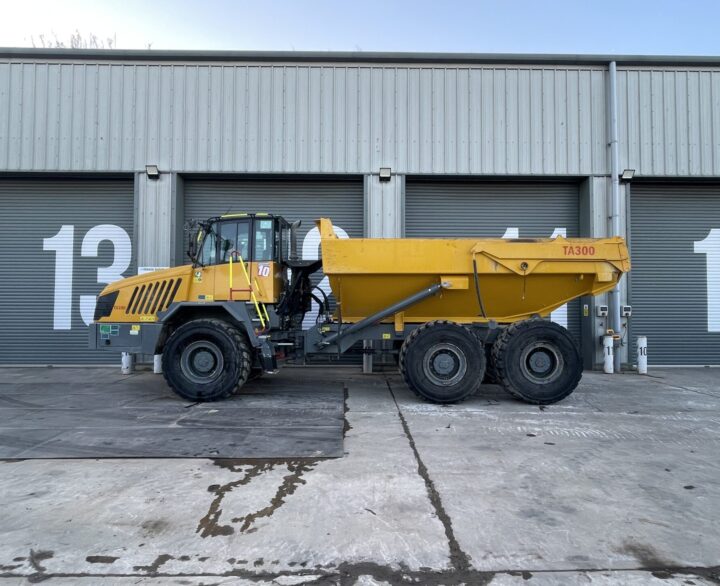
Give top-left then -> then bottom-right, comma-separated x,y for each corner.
90,214 -> 630,405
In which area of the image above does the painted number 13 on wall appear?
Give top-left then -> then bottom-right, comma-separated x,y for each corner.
43,225 -> 131,330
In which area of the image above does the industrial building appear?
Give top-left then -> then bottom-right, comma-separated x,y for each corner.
0,48 -> 718,367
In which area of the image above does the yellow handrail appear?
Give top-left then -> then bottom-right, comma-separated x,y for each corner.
229,254 -> 267,330
254,279 -> 271,324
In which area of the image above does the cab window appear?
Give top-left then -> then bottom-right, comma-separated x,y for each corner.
219,220 -> 250,263
254,219 -> 274,262
199,230 -> 216,265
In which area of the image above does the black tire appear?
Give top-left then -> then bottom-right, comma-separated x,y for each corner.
162,318 -> 251,402
492,319 -> 582,405
399,320 -> 485,404
482,343 -> 499,384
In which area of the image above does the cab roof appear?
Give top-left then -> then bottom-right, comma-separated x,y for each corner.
208,212 -> 289,225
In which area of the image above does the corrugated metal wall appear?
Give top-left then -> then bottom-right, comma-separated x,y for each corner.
0,61 -> 609,175
617,68 -> 720,176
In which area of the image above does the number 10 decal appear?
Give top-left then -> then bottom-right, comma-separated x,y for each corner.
43,225 -> 132,330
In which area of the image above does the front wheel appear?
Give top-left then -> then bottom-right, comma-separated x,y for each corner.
399,320 -> 485,404
162,318 -> 251,401
491,319 -> 582,404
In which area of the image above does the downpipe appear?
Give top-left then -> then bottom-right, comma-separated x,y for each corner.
608,61 -> 623,373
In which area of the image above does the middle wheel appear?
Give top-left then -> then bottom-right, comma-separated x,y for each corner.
399,320 -> 485,404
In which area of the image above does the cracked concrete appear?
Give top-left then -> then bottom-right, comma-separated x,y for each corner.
1,366 -> 719,585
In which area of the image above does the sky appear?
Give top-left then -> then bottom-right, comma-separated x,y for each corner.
0,0 -> 718,55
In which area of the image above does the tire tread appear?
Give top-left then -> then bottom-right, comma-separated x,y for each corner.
399,320 -> 483,404
162,318 -> 251,401
491,318 -> 582,405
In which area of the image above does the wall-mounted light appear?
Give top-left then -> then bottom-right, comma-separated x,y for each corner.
620,169 -> 635,182
145,164 -> 160,179
379,167 -> 392,182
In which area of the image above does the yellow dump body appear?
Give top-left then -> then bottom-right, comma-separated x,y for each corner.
318,218 -> 630,325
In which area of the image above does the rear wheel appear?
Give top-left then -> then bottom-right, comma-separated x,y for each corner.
492,319 -> 582,404
162,318 -> 251,402
399,320 -> 485,404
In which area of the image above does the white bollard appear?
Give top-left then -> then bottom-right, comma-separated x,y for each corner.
637,336 -> 648,375
121,352 -> 134,375
153,354 -> 163,374
362,340 -> 373,374
603,335 -> 614,374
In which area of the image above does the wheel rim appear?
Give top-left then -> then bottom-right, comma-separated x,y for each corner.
422,343 -> 467,387
180,340 -> 224,384
520,341 -> 564,385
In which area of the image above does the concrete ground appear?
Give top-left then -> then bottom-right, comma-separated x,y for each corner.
1,366 -> 719,585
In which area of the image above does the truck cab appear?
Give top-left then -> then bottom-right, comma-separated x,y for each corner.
190,212 -> 291,304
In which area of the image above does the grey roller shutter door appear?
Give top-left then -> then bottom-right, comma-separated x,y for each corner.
183,178 -> 364,362
406,180 -> 581,339
0,178 -> 135,364
184,178 -> 364,249
630,184 -> 720,365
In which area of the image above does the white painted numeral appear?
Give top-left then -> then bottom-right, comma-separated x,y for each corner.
302,224 -> 349,330
502,226 -> 569,329
694,229 -> 720,332
43,225 -> 74,330
549,228 -> 568,329
79,225 -> 132,325
44,224 -> 132,330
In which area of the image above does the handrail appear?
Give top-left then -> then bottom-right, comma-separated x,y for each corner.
229,253 -> 267,330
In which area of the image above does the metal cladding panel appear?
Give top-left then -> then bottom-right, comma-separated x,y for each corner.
0,178 -> 135,364
1,61 -> 608,175
630,184 -> 720,365
618,68 -> 720,177
405,179 -> 581,339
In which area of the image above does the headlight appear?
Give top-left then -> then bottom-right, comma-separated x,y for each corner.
93,291 -> 119,321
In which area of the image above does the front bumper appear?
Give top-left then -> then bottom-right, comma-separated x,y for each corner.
89,322 -> 163,354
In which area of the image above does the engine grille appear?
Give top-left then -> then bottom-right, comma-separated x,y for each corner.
126,278 -> 182,315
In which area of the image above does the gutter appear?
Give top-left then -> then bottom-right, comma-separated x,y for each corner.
1,47 -> 719,67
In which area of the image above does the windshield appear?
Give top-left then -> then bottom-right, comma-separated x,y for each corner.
219,221 -> 251,262
195,217 -> 278,266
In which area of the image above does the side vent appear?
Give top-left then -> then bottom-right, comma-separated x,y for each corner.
129,284 -> 146,314
126,278 -> 183,315
165,279 -> 182,309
